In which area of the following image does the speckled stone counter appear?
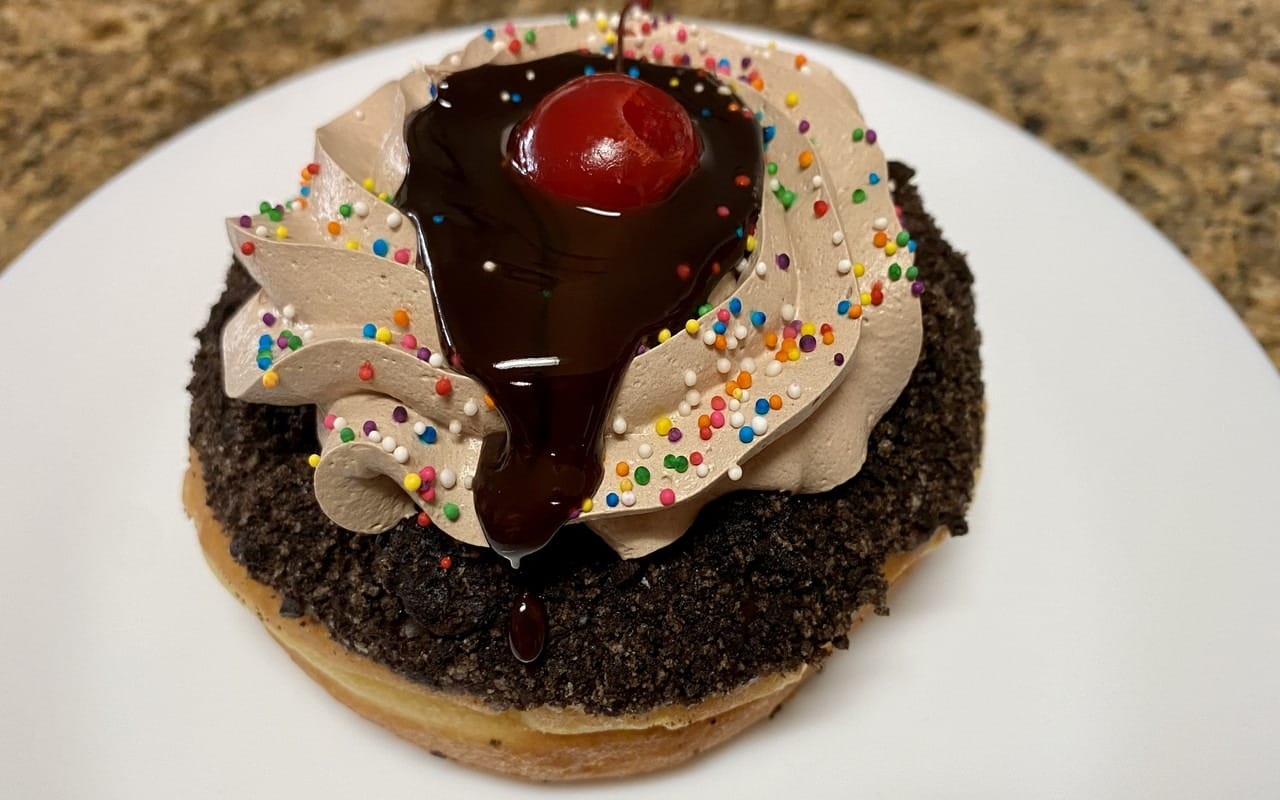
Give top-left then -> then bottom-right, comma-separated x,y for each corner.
1,0 -> 1276,365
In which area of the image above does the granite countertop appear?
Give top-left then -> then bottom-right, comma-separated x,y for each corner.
2,0 -> 1276,366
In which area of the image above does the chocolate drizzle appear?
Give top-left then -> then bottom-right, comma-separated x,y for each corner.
397,53 -> 764,567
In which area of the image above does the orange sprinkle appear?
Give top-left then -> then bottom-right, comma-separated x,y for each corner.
873,231 -> 888,248
725,380 -> 739,395
764,332 -> 779,349
293,198 -> 307,210
750,76 -> 765,91
798,150 -> 814,169
736,370 -> 753,389
714,334 -> 727,351
782,337 -> 797,351
483,394 -> 496,408
775,349 -> 789,362
794,54 -> 808,69
392,308 -> 410,327
728,102 -> 740,112
698,414 -> 712,428
769,394 -> 783,410
326,221 -> 341,235
615,461 -> 630,477
300,168 -> 313,182
822,331 -> 835,345
848,304 -> 863,319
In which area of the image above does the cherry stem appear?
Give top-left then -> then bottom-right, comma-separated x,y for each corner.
615,0 -> 652,73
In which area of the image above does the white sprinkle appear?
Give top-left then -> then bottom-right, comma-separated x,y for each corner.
367,430 -> 382,443
447,54 -> 461,66
740,357 -> 757,373
413,421 -> 427,435
781,303 -> 796,322
739,389 -> 750,402
621,491 -> 637,507
393,446 -> 409,464
726,335 -> 739,350
638,443 -> 653,459
354,201 -> 370,218
755,261 -> 768,278
612,416 -> 628,435
734,324 -> 749,340
811,175 -> 824,189
751,416 -> 769,435
438,468 -> 457,489
525,69 -> 536,81
765,361 -> 783,377
695,463 -> 710,478
702,329 -> 717,346
302,329 -> 313,342
728,465 -> 743,481
333,417 -> 348,431
386,212 -> 403,230
677,401 -> 692,417
736,260 -> 748,274
694,82 -> 705,93
769,178 -> 781,192
282,304 -> 296,320
354,109 -> 366,120
448,420 -> 462,435
787,381 -> 802,399
730,411 -> 745,429
482,260 -> 497,273
831,230 -> 845,245
462,474 -> 474,490
428,353 -> 445,368
728,398 -> 741,412
837,258 -> 852,275
255,225 -> 268,237
685,389 -> 701,406
463,399 -> 479,416
716,357 -> 732,374
381,436 -> 397,453
500,90 -> 511,102
873,216 -> 889,231
684,369 -> 698,387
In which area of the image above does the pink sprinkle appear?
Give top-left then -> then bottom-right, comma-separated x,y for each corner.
710,410 -> 725,429
677,27 -> 687,42
716,308 -> 730,323
704,56 -> 716,70
394,248 -> 411,264
503,21 -> 516,36
711,396 -> 726,411
323,413 -> 337,430
716,205 -> 729,217
659,488 -> 676,506
419,466 -> 436,483
419,486 -> 436,503
401,333 -> 418,350
652,44 -> 665,59
623,48 -> 635,59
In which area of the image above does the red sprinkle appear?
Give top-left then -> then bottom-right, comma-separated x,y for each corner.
735,174 -> 751,187
690,451 -> 704,465
813,200 -> 829,218
306,162 -> 320,175
416,511 -> 431,526
711,395 -> 726,411
676,263 -> 692,281
394,248 -> 411,264
240,241 -> 255,256
508,39 -> 521,54
358,361 -> 374,381
435,376 -> 453,396
699,427 -> 713,441
439,555 -> 453,570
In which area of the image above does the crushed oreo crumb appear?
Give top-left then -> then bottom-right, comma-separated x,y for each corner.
187,163 -> 983,716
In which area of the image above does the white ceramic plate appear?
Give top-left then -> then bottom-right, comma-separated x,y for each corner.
2,23 -> 1278,798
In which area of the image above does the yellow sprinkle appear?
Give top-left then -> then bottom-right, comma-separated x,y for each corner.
596,16 -> 609,31
800,322 -> 816,336
785,91 -> 799,108
403,473 -> 423,492
307,454 -> 321,469
668,77 -> 680,87
262,370 -> 279,388
860,291 -> 872,305
275,225 -> 288,239
655,417 -> 673,436
745,234 -> 757,253
375,326 -> 393,344
604,31 -> 618,45
581,498 -> 594,513
884,242 -> 897,256
362,177 -> 376,191
732,388 -> 743,400
619,478 -> 634,492
657,328 -> 671,343
853,262 -> 866,277
378,191 -> 390,202
346,239 -> 360,250
788,347 -> 801,362
684,319 -> 700,336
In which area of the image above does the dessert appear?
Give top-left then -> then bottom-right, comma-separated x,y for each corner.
186,8 -> 983,781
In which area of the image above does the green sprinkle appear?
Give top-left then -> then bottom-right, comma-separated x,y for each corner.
339,203 -> 353,218
567,11 -> 578,26
524,30 -> 536,44
674,456 -> 689,473
663,454 -> 677,469
697,303 -> 713,317
896,231 -> 910,247
280,329 -> 292,339
258,201 -> 271,213
257,349 -> 272,360
888,263 -> 902,281
443,502 -> 460,522
339,427 -> 355,443
766,161 -> 778,175
773,184 -> 796,210
288,335 -> 302,350
905,265 -> 919,280
852,128 -> 864,142
852,188 -> 867,204
267,208 -> 283,222
634,466 -> 651,485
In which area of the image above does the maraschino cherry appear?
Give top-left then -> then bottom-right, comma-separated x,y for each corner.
506,1 -> 700,211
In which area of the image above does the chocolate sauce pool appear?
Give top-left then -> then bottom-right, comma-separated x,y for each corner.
397,53 -> 763,575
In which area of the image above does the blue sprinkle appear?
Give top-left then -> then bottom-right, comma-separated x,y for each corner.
429,83 -> 437,99
419,426 -> 438,445
755,398 -> 770,415
257,357 -> 272,371
258,334 -> 273,348
837,299 -> 852,315
431,214 -> 445,224
372,238 -> 389,257
735,226 -> 744,238
299,186 -> 310,197
750,310 -> 766,327
762,125 -> 776,143
713,320 -> 727,335
701,108 -> 711,117
755,110 -> 766,122
361,323 -> 376,338
717,58 -> 731,70
628,66 -> 640,78
738,426 -> 755,443
868,172 -> 880,185
728,297 -> 742,315
483,28 -> 495,41
511,93 -> 522,104
584,65 -> 596,76
606,492 -> 620,508
908,240 -> 917,252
